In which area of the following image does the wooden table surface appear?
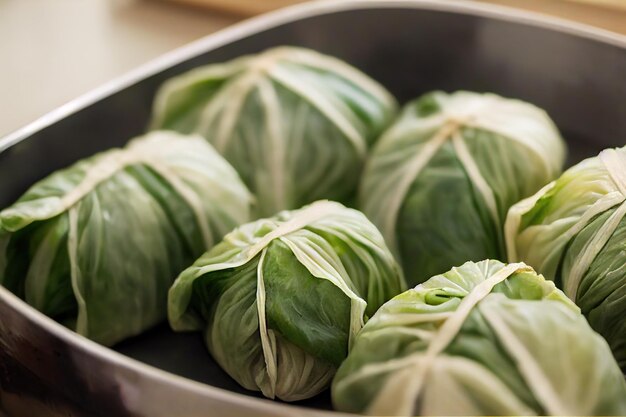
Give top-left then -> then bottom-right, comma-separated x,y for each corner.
167,0 -> 626,34
478,0 -> 626,35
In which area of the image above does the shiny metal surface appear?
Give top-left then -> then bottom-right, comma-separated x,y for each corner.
0,1 -> 625,416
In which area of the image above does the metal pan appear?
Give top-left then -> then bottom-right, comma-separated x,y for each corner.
0,1 -> 625,416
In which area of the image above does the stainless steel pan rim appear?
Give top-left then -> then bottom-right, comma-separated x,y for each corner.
1,0 -> 625,415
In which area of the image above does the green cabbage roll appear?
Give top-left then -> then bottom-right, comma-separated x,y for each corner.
168,200 -> 405,401
0,131 -> 251,346
332,260 -> 626,416
151,46 -> 397,216
506,146 -> 626,371
360,91 -> 566,285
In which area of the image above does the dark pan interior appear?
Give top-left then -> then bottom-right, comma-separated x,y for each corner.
0,5 -> 625,412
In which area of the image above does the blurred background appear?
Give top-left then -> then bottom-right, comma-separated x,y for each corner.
0,0 -> 624,139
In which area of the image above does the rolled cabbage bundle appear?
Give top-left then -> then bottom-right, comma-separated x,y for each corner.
360,91 -> 566,285
332,260 -> 626,416
0,131 -> 251,346
506,146 -> 626,371
151,46 -> 397,216
168,200 -> 405,401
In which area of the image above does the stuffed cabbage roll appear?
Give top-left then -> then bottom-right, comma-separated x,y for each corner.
0,131 -> 251,346
332,260 -> 626,416
168,200 -> 405,401
360,91 -> 566,285
151,46 -> 397,216
506,146 -> 626,371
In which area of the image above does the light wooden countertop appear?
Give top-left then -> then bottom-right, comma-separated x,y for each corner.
0,0 -> 238,137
